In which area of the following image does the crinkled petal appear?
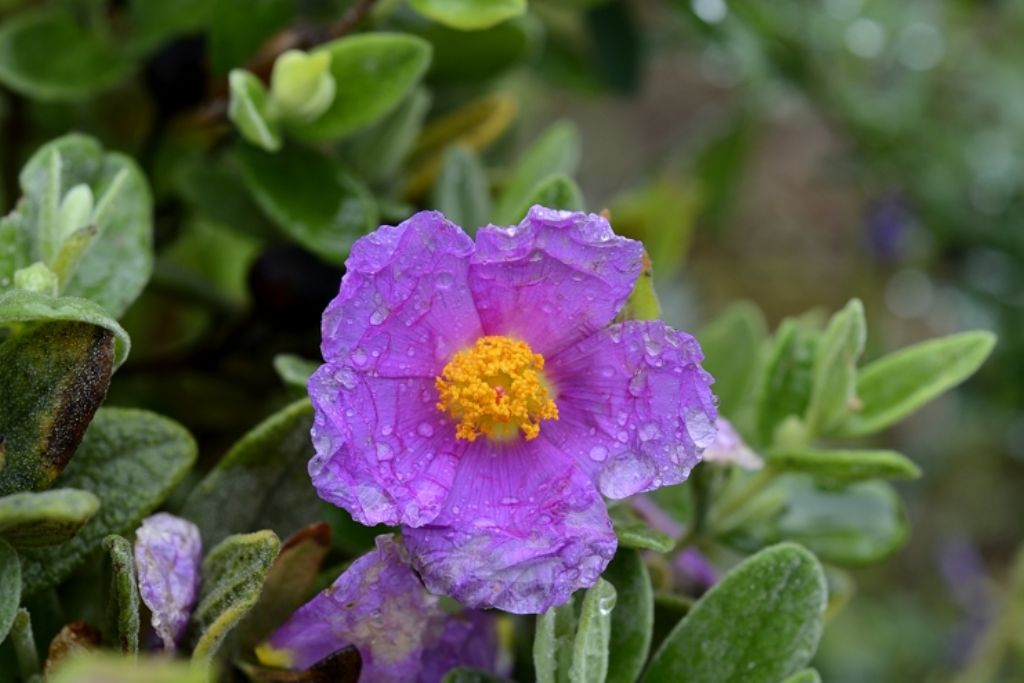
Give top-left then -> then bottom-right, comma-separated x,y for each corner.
320,211 -> 482,378
258,535 -> 441,681
403,438 -> 617,614
469,206 -> 644,357
543,320 -> 717,499
418,610 -> 506,683
133,513 -> 202,651
702,417 -> 764,470
309,366 -> 464,527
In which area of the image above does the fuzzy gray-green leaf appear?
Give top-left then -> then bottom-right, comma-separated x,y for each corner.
569,578 -> 616,683
0,290 -> 131,366
805,299 -> 865,435
836,331 -> 995,437
181,399 -> 330,547
604,549 -> 653,683
0,539 -> 20,644
102,535 -> 140,655
192,530 -> 280,661
18,408 -> 196,596
534,600 -> 578,683
641,543 -> 827,683
763,448 -> 921,485
0,489 -> 99,547
14,134 -> 153,317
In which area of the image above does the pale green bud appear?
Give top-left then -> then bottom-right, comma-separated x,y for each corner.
270,50 -> 336,124
13,262 -> 59,296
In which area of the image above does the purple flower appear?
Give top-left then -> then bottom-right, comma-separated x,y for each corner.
419,610 -> 506,683
309,206 -> 717,613
700,418 -> 763,470
257,535 -> 504,683
133,513 -> 202,651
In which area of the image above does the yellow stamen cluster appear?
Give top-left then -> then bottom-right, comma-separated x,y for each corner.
436,336 -> 559,442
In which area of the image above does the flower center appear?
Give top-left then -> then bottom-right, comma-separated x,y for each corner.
436,336 -> 559,442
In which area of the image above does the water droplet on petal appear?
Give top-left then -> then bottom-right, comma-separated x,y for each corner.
436,272 -> 453,289
639,422 -> 661,442
599,456 -> 655,498
369,306 -> 390,325
417,422 -> 435,437
589,445 -> 608,462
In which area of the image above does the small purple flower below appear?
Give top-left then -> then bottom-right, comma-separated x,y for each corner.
308,206 -> 718,613
257,534 -> 505,683
133,513 -> 202,651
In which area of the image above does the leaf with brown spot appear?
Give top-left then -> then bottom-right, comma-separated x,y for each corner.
0,320 -> 114,496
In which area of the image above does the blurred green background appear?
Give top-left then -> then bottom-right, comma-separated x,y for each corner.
1,1 -> 1021,680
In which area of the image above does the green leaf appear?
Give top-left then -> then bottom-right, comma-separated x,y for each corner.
0,10 -> 130,101
7,607 -> 39,679
534,600 -> 578,683
0,321 -> 115,496
641,543 -> 827,683
442,668 -> 508,683
0,489 -> 100,547
181,399 -> 330,547
272,354 -> 318,390
519,174 -> 584,217
780,669 -> 821,683
343,87 -> 432,184
755,319 -> 818,446
493,121 -> 581,224
12,134 -> 154,317
235,143 -> 377,266
732,478 -> 908,567
0,213 -> 32,283
615,251 -> 661,322
414,16 -> 532,83
291,34 -> 431,141
697,301 -> 766,416
237,523 -> 331,650
609,505 -> 674,553
228,70 -> 282,152
569,578 -> 616,683
18,408 -> 197,596
0,289 -> 130,366
764,448 -> 921,485
603,550 -> 652,683
0,539 -> 20,644
48,653 -> 211,683
410,0 -> 526,30
192,530 -> 281,661
102,535 -> 140,655
210,0 -> 293,74
432,146 -> 492,234
805,299 -> 866,435
836,331 -> 996,437
128,0 -> 211,51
